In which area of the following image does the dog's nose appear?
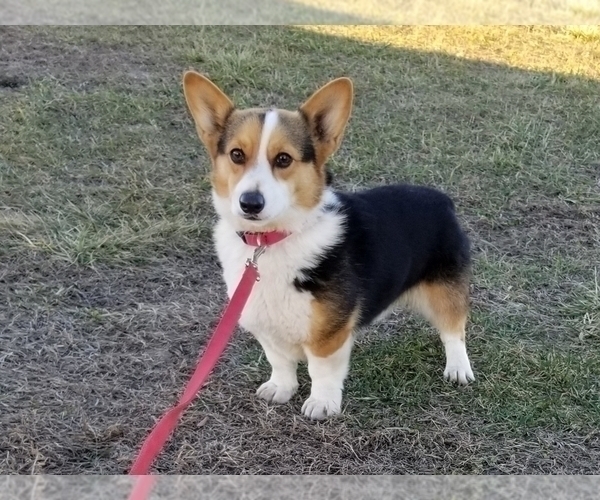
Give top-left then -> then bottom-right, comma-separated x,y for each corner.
239,191 -> 265,215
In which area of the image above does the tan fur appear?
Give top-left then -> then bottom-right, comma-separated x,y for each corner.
182,71 -> 234,158
300,78 -> 354,168
278,161 -> 323,209
222,109 -> 264,161
402,280 -> 469,339
267,109 -> 326,209
306,300 -> 359,357
211,111 -> 263,198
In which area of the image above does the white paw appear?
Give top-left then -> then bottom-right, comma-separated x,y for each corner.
301,394 -> 341,420
444,363 -> 475,385
256,381 -> 297,404
443,339 -> 475,385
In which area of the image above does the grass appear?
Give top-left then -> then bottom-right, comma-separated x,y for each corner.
1,26 -> 599,474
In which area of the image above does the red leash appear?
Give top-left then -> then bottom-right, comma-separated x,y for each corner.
127,231 -> 288,498
129,253 -> 260,475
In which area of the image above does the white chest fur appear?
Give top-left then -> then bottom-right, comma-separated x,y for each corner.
213,199 -> 344,349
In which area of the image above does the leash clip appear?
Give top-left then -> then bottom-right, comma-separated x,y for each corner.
245,246 -> 266,281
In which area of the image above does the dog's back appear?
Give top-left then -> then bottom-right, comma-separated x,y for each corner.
294,184 -> 471,327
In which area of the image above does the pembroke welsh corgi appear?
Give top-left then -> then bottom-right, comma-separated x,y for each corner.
182,72 -> 475,420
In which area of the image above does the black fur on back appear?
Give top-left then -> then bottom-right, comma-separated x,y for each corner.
293,185 -> 471,328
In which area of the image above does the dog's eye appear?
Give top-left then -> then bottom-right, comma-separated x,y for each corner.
230,149 -> 246,165
274,153 -> 293,169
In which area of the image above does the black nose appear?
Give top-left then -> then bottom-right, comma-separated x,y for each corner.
239,191 -> 265,215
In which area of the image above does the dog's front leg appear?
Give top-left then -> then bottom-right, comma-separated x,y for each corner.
255,339 -> 299,404
302,334 -> 354,420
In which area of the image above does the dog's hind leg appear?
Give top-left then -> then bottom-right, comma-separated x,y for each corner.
404,279 -> 475,384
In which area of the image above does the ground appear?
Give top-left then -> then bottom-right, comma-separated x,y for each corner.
1,26 -> 599,474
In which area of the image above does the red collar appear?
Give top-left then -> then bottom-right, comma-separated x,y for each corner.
238,230 -> 289,247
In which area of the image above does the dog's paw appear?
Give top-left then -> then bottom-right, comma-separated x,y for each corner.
444,362 -> 475,385
443,339 -> 475,385
256,381 -> 297,404
301,395 -> 341,420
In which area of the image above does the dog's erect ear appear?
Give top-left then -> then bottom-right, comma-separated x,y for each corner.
182,71 -> 234,157
300,77 -> 353,166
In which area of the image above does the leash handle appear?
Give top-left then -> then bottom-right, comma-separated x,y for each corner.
128,254 -> 261,476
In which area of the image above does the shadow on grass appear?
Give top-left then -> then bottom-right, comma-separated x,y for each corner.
0,26 -> 599,475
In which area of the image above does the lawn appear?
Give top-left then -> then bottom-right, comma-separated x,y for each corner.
1,26 -> 599,474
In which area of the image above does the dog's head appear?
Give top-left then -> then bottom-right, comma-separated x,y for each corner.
183,72 -> 353,231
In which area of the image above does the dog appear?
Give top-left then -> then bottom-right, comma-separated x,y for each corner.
182,72 -> 475,420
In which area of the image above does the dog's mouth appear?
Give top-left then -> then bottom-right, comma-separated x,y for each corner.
237,212 -> 282,231
242,214 -> 261,221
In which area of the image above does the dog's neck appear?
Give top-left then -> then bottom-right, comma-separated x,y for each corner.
237,230 -> 290,247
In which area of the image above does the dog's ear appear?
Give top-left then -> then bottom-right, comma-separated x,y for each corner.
300,77 -> 353,166
182,71 -> 234,157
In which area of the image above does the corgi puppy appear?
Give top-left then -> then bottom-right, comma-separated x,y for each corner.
183,72 -> 475,420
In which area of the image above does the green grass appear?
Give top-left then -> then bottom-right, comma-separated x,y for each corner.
0,78 -> 213,265
348,334 -> 600,430
1,26 -> 600,474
